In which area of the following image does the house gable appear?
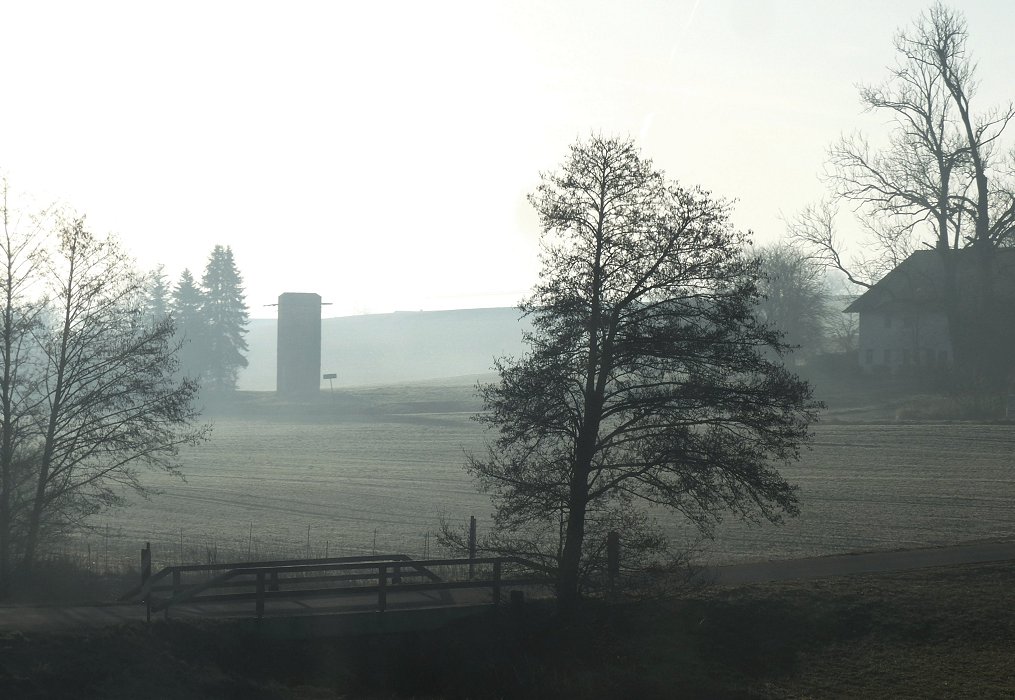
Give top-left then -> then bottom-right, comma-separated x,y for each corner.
846,249 -> 1015,372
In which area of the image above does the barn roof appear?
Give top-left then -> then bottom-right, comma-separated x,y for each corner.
844,248 -> 1015,313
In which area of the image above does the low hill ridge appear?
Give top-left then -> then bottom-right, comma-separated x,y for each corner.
238,307 -> 529,391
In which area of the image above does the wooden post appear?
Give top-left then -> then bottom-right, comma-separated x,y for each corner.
607,530 -> 620,596
378,564 -> 387,612
393,563 -> 402,585
510,589 -> 525,615
492,559 -> 502,607
141,542 -> 151,623
256,571 -> 265,619
468,516 -> 477,580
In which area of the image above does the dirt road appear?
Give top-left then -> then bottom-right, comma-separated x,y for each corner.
705,538 -> 1015,585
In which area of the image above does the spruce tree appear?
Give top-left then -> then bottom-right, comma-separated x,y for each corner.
199,245 -> 249,392
145,265 -> 170,323
170,268 -> 208,381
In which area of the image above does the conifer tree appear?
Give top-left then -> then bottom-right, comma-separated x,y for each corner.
199,245 -> 249,392
170,268 -> 207,381
145,265 -> 170,323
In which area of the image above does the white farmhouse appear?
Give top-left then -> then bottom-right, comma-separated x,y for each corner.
846,249 -> 1015,373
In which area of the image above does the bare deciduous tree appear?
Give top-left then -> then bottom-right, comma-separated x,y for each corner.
0,180 -> 49,596
814,3 -> 1014,259
467,136 -> 819,616
754,243 -> 832,358
0,201 -> 208,588
792,3 -> 1015,384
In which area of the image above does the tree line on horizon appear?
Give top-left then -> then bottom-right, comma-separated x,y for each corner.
146,246 -> 250,395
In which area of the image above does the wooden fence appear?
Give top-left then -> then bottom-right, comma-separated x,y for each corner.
121,546 -> 550,621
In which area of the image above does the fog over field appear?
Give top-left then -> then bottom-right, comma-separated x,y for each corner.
240,308 -> 530,390
88,399 -> 1015,571
74,309 -> 1013,570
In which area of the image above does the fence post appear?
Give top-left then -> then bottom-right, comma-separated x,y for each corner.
510,589 -> 524,614
378,564 -> 387,612
256,571 -> 265,619
393,562 -> 402,585
468,516 -> 477,580
492,559 -> 502,607
141,542 -> 151,623
607,530 -> 620,597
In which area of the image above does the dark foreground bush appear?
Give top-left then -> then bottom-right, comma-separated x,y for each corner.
1,561 -> 1013,698
6,557 -> 136,604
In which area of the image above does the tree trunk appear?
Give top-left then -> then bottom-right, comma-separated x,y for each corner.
21,366 -> 62,572
555,172 -> 607,618
22,386 -> 65,571
22,237 -> 76,571
0,274 -> 16,596
21,480 -> 47,571
0,366 -> 12,597
556,472 -> 590,618
0,464 -> 10,597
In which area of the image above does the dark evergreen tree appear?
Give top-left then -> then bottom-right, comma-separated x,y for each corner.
145,265 -> 170,323
170,268 -> 208,381
199,245 -> 248,392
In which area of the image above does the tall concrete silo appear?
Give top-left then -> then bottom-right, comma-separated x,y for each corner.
276,292 -> 322,395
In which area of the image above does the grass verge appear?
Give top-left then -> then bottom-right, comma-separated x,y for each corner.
1,560 -> 1012,699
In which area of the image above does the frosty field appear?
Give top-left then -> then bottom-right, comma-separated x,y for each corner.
83,408 -> 1015,572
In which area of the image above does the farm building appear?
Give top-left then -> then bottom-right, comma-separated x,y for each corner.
845,248 -> 1015,373
276,292 -> 323,395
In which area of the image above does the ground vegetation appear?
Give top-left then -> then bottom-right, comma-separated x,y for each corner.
1,560 -> 1011,699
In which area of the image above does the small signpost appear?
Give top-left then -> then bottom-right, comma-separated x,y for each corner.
323,373 -> 337,394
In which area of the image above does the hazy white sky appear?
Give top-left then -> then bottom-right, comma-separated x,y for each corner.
2,1 -> 1014,317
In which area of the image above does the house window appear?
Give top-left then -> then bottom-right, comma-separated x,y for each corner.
884,349 -> 892,365
865,349 -> 874,365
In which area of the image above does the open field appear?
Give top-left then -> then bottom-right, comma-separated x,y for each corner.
73,392 -> 1015,573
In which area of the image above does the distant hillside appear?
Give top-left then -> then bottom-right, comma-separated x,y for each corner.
238,307 -> 530,391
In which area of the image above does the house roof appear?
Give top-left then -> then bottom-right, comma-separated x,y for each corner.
844,248 -> 1015,313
